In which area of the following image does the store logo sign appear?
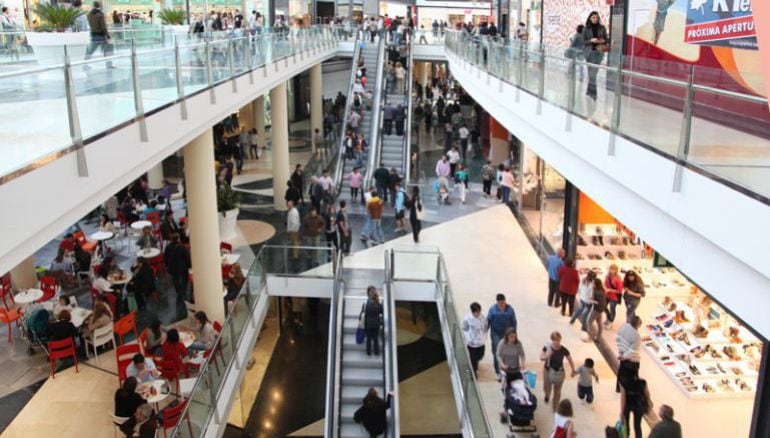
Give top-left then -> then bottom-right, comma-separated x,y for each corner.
684,0 -> 757,50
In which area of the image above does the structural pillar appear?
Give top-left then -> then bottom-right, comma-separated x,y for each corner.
271,82 -> 290,211
310,64 -> 323,154
489,116 -> 509,164
10,255 -> 37,290
253,96 -> 266,149
183,130 -> 225,324
420,61 -> 431,87
147,162 -> 164,191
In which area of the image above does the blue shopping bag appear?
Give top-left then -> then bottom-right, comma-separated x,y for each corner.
523,370 -> 537,389
356,326 -> 366,344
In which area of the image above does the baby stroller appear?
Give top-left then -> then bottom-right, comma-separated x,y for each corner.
20,305 -> 51,355
500,371 -> 539,437
433,177 -> 451,205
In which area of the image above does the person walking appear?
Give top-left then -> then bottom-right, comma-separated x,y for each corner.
458,124 -> 470,159
435,155 -> 451,180
616,315 -> 642,393
462,302 -> 488,377
393,182 -> 407,233
623,270 -> 646,320
586,277 -> 607,341
302,207 -> 326,259
649,405 -> 682,438
337,200 -> 352,255
291,164 -> 305,205
365,190 -> 385,245
603,264 -> 623,330
557,258 -> 579,317
575,358 -> 599,405
286,200 -> 300,260
454,163 -> 469,204
620,376 -> 651,438
551,399 -> 577,438
447,146 -> 461,178
406,186 -> 423,243
163,233 -> 191,303
487,293 -> 517,377
481,161 -> 495,197
500,166 -> 514,204
347,167 -> 363,203
362,286 -> 383,356
84,2 -> 114,70
569,271 -> 596,332
353,388 -> 393,437
323,204 -> 338,251
540,331 -> 576,411
373,163 -> 390,202
546,248 -> 565,307
566,25 -> 585,82
497,328 -> 526,378
582,11 -> 608,100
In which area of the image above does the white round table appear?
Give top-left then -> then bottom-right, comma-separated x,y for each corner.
15,289 -> 43,304
138,379 -> 171,405
130,220 -> 152,231
90,231 -> 114,241
108,272 -> 132,285
179,330 -> 196,348
137,248 -> 160,259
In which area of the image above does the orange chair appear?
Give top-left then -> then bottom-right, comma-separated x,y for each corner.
116,343 -> 142,385
114,311 -> 139,346
38,276 -> 57,303
48,338 -> 79,378
160,399 -> 193,438
103,293 -> 118,320
220,242 -> 233,254
0,308 -> 20,342
73,230 -> 97,253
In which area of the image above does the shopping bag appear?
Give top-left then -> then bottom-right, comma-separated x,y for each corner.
523,370 -> 537,389
615,420 -> 627,438
355,327 -> 366,344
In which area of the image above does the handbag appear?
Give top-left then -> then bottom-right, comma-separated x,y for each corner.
355,304 -> 366,344
597,43 -> 610,53
415,200 -> 425,220
615,420 -> 627,438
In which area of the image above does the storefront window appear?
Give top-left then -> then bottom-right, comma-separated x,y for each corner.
541,163 -> 565,253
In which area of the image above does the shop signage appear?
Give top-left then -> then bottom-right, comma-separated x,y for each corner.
684,0 -> 757,50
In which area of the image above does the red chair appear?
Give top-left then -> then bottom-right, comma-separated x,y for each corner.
90,287 -> 100,305
221,264 -> 233,279
116,343 -> 142,385
103,293 -> 118,320
220,242 -> 233,254
0,308 -> 20,342
156,359 -> 182,394
0,278 -> 15,310
73,230 -> 97,253
138,328 -> 149,355
149,255 -> 166,278
114,311 -> 139,346
160,399 -> 193,438
116,211 -> 129,236
48,338 -> 79,378
153,229 -> 164,251
38,276 -> 57,303
146,211 -> 161,227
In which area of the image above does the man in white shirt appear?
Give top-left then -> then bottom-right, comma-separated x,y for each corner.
458,124 -> 470,159
126,354 -> 161,383
286,200 -> 300,259
462,302 -> 488,377
347,109 -> 361,134
616,315 -> 642,392
447,146 -> 461,179
318,170 -> 334,194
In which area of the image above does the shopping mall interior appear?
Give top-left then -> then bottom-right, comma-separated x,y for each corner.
0,0 -> 768,437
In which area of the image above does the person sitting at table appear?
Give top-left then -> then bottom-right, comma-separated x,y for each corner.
162,329 -> 190,377
73,244 -> 91,274
136,226 -> 158,250
164,233 -> 191,304
99,213 -> 117,234
54,295 -> 73,316
93,294 -> 114,320
126,353 -> 161,384
83,301 -> 112,342
93,265 -> 114,295
141,200 -> 158,219
119,402 -> 157,438
127,257 -> 154,310
48,249 -> 73,288
48,309 -> 79,342
188,311 -> 217,354
102,255 -> 119,274
121,198 -> 140,223
159,212 -> 180,242
58,233 -> 77,254
114,376 -> 146,418
145,319 -> 166,356
224,263 -> 246,311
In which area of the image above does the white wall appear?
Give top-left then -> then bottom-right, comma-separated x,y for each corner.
393,280 -> 437,301
0,44 -> 342,277
446,50 -> 770,339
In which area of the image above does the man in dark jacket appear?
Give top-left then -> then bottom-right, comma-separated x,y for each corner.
394,104 -> 406,136
290,164 -> 304,205
383,103 -> 394,135
84,2 -> 113,69
163,233 -> 191,303
284,180 -> 301,206
373,164 -> 390,202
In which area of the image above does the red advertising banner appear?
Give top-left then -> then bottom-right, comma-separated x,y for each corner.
685,15 -> 756,44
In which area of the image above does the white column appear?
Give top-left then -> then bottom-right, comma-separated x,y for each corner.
421,61 -> 431,87
310,63 -> 323,154
183,130 -> 226,324
147,162 -> 164,191
254,95 -> 266,149
271,82 -> 290,211
10,255 -> 37,290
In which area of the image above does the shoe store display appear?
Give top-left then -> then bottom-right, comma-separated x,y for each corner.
703,383 -> 715,393
604,251 -> 615,260
689,364 -> 701,375
618,250 -> 626,260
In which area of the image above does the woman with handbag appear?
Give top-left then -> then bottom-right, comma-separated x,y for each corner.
362,286 -> 383,356
581,11 -> 608,100
354,387 -> 393,437
406,186 -> 424,243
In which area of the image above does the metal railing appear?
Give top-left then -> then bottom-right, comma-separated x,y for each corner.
331,33 -> 361,194
0,25 -> 348,185
444,31 -> 770,201
383,250 -> 400,438
402,42 -> 414,185
324,248 -> 345,438
363,37 -> 386,190
390,247 -> 493,437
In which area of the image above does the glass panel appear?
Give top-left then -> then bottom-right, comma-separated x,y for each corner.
260,245 -> 335,277
542,164 -> 566,254
73,55 -> 136,139
180,42 -> 209,97
136,48 -> 177,113
543,54 -> 571,109
391,249 -> 439,281
208,40 -> 230,83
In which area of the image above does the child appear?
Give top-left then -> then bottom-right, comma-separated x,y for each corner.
576,358 -> 599,404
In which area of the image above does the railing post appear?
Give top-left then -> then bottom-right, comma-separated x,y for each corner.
174,38 -> 188,120
566,57 -> 576,131
516,43 -> 524,102
229,315 -> 240,368
228,39 -> 237,93
673,64 -> 695,193
207,369 -> 221,424
130,39 -> 148,142
246,36 -> 254,84
63,45 -> 88,178
607,56 -> 624,156
205,40 -> 216,104
536,44 -> 545,115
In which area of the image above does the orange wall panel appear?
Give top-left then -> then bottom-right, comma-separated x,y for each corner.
578,192 -> 615,224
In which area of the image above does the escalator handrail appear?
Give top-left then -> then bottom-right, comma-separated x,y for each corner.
332,34 -> 362,195
362,38 -> 387,191
324,249 -> 345,438
383,250 -> 400,438
403,41 -> 414,185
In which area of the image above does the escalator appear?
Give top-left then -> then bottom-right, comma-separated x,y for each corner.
377,42 -> 413,180
333,38 -> 386,197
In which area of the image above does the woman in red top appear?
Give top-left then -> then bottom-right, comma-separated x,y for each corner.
557,257 -> 580,317
161,329 -> 189,377
603,264 -> 623,329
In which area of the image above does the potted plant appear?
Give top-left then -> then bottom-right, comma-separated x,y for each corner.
217,184 -> 241,240
26,3 -> 90,67
158,9 -> 189,38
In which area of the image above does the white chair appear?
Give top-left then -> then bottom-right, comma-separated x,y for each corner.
184,301 -> 196,326
109,412 -> 130,438
86,323 -> 115,365
178,378 -> 197,398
